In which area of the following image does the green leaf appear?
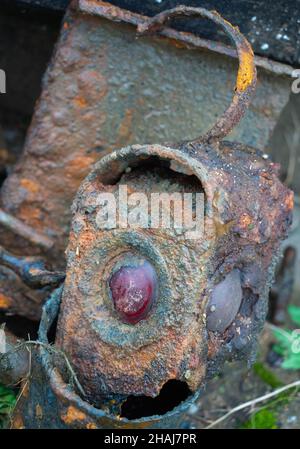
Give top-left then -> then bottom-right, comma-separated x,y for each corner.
0,383 -> 16,425
273,343 -> 285,356
0,394 -> 15,402
288,305 -> 300,326
281,354 -> 300,370
272,328 -> 292,348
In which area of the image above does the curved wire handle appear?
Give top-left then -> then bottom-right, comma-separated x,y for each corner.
137,6 -> 257,145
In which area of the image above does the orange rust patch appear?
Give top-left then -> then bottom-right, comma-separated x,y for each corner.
239,213 -> 253,229
73,96 -> 88,108
285,191 -> 294,211
236,47 -> 255,92
73,229 -> 96,250
0,293 -> 12,308
61,406 -> 87,425
20,178 -> 40,194
86,422 -> 97,429
65,155 -> 95,180
19,205 -> 42,225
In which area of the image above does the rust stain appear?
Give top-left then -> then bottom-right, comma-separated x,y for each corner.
61,406 -> 87,424
19,205 -> 42,225
285,191 -> 294,210
239,213 -> 253,229
236,47 -> 255,92
86,422 -> 97,429
73,96 -> 88,108
0,293 -> 12,308
20,179 -> 40,194
65,155 -> 95,180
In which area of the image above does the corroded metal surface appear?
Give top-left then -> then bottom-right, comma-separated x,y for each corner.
56,140 -> 292,403
0,1 -> 289,256
54,6 -> 292,405
5,1 -> 299,70
135,5 -> 257,145
80,0 -> 295,76
0,0 -> 291,319
8,289 -> 199,429
0,245 -> 65,289
0,208 -> 54,250
0,4 -> 294,429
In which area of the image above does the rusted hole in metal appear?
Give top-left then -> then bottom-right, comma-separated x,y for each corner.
120,380 -> 191,419
99,156 -> 168,185
99,156 -> 201,188
101,157 -> 205,222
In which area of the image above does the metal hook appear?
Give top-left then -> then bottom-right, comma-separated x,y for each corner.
138,6 -> 257,145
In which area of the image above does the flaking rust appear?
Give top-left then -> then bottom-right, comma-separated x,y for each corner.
0,6 -> 293,429
0,0 -> 291,319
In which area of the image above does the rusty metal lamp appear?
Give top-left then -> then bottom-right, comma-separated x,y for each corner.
0,7 -> 293,429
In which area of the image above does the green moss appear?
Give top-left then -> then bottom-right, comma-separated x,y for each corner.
242,409 -> 278,429
240,362 -> 297,429
253,362 -> 283,388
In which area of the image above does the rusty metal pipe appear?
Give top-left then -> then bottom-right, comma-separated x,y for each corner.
0,245 -> 65,289
79,1 -> 295,77
0,208 -> 54,250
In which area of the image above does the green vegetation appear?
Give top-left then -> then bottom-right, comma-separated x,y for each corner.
242,409 -> 278,429
242,306 -> 300,430
253,362 -> 283,388
288,305 -> 300,326
241,375 -> 299,430
273,305 -> 300,370
0,384 -> 16,428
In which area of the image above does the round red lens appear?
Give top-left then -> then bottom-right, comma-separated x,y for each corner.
109,259 -> 157,324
